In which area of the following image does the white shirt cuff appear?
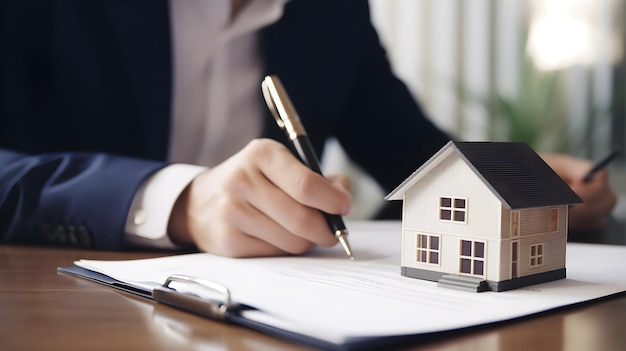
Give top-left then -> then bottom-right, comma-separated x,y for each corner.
125,164 -> 207,249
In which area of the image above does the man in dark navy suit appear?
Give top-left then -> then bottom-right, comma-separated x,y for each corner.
0,0 -> 616,256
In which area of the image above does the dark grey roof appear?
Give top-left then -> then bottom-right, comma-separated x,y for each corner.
454,141 -> 582,208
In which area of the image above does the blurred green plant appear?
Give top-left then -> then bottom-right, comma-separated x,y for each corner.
490,58 -> 567,152
457,54 -> 572,153
456,54 -> 618,158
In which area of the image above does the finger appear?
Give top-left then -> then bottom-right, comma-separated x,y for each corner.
587,193 -> 617,218
542,153 -> 593,182
243,170 -> 339,247
250,140 -> 351,215
571,176 -> 616,207
192,175 -> 322,255
568,203 -> 609,230
567,182 -> 616,230
224,197 -> 324,254
564,166 -> 589,183
180,171 -> 302,257
182,197 -> 290,257
327,174 -> 352,193
207,227 -> 290,257
585,167 -> 611,185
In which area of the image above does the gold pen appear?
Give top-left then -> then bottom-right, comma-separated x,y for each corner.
261,75 -> 354,260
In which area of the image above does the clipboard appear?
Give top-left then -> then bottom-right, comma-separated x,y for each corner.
56,221 -> 626,351
57,265 -> 375,351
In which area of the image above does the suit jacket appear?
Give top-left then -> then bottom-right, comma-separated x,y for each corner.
0,0 -> 449,250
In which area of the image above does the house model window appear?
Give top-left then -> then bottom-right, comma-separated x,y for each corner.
550,208 -> 558,232
416,234 -> 440,264
439,197 -> 467,223
530,243 -> 545,267
511,211 -> 520,236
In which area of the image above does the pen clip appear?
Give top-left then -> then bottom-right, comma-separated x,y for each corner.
261,75 -> 306,140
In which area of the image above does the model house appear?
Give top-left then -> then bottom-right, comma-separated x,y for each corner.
385,141 -> 582,292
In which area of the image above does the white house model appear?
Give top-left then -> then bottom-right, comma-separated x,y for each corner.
385,141 -> 582,292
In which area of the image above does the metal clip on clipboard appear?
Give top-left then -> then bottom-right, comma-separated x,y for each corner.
152,274 -> 231,321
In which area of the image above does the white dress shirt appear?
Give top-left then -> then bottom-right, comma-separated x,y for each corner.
125,0 -> 286,248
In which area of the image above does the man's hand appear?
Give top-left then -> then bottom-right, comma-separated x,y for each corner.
167,139 -> 352,257
541,153 -> 617,231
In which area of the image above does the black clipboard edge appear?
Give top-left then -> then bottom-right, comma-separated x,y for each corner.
58,265 -> 152,299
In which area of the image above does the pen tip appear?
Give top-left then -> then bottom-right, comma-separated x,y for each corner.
336,232 -> 353,260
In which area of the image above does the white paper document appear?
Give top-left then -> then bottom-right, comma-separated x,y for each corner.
74,221 -> 626,346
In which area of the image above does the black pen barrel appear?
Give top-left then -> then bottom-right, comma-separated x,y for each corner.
292,135 -> 323,173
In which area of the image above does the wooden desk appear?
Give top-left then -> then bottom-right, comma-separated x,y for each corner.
1,245 -> 625,351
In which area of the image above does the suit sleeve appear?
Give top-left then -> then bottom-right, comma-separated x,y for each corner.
335,1 -> 451,193
0,149 -> 168,250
